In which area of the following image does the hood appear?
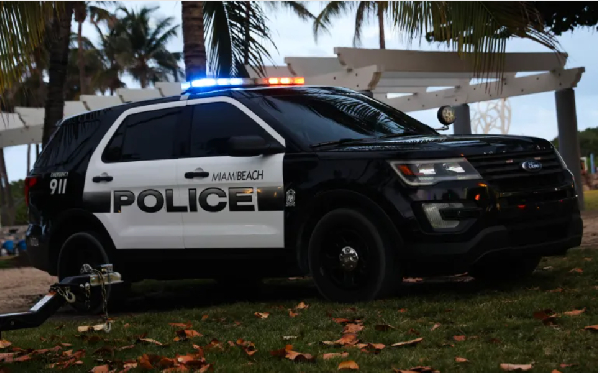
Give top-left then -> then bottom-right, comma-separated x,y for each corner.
321,134 -> 554,158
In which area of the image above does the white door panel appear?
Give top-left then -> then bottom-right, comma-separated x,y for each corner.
177,154 -> 284,248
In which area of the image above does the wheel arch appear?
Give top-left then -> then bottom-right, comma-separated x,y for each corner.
48,208 -> 115,275
292,187 -> 404,274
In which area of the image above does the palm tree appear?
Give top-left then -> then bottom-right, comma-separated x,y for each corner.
314,1 -> 388,49
114,6 -> 182,88
94,22 -> 127,94
66,33 -> 107,100
181,2 -> 207,81
73,1 -> 113,95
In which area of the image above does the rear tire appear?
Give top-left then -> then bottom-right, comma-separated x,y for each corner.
308,208 -> 400,303
470,255 -> 541,282
57,231 -> 128,314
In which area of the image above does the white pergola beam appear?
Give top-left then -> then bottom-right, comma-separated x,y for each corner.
284,57 -> 343,77
245,65 -> 294,79
305,65 -> 382,91
335,48 -> 567,73
381,68 -> 584,112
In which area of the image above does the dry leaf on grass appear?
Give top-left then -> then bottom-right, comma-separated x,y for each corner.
323,352 -> 349,360
403,277 -> 423,283
375,324 -> 395,331
453,335 -> 466,341
551,370 -> 562,373
500,363 -> 533,371
254,312 -> 270,319
77,324 -> 106,332
569,268 -> 583,273
174,329 -> 203,341
563,308 -> 586,316
398,308 -> 407,313
584,325 -> 598,332
270,345 -> 315,362
0,341 -> 11,349
393,366 -> 439,373
455,357 -> 469,363
322,333 -> 360,347
236,339 -> 258,356
359,343 -> 386,354
201,315 -> 209,321
296,302 -> 309,309
533,309 -> 557,326
559,363 -> 576,368
331,317 -> 353,324
430,323 -> 441,331
137,338 -> 164,346
391,338 -> 423,347
338,360 -> 359,370
169,322 -> 192,328
343,323 -> 364,333
289,310 -> 299,318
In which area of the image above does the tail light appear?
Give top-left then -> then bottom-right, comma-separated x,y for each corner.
24,176 -> 39,206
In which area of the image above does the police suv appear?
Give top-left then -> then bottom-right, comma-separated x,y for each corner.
25,77 -> 583,310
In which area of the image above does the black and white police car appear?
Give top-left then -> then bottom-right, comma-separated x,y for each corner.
24,77 -> 583,310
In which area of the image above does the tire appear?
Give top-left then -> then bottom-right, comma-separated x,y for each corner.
470,255 -> 541,282
308,208 -> 400,303
57,231 -> 128,314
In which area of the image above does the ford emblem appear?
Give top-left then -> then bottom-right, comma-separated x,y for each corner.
521,160 -> 543,172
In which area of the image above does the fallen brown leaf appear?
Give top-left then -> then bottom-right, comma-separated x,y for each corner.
286,350 -> 316,362
500,363 -> 533,371
296,302 -> 309,309
551,370 -> 561,373
407,328 -> 420,335
403,277 -> 423,283
563,308 -> 586,316
270,344 -> 293,358
204,339 -> 223,351
398,308 -> 407,313
90,365 -> 110,373
254,312 -> 270,319
559,363 -> 576,368
78,324 -> 106,332
584,257 -> 592,261
533,309 -> 557,325
137,338 -> 163,346
332,317 -> 353,324
289,310 -> 299,318
453,335 -> 466,341
430,323 -> 441,331
547,288 -> 564,293
375,324 -> 395,331
569,268 -> 583,273
169,322 -> 192,328
391,338 -> 423,347
236,339 -> 258,356
584,325 -> 598,332
201,315 -> 209,321
359,343 -> 386,354
0,341 -> 11,349
323,352 -> 349,360
174,329 -> 203,341
455,357 -> 469,363
338,360 -> 359,370
393,366 -> 440,373
343,323 -> 364,333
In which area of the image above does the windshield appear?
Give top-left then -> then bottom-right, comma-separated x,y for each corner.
250,91 -> 438,146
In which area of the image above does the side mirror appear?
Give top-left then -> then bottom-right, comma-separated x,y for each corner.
435,105 -> 456,131
227,135 -> 285,157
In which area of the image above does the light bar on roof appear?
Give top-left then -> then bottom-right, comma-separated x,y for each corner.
181,77 -> 304,91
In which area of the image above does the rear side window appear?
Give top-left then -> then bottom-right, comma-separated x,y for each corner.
36,116 -> 102,168
189,102 -> 273,158
102,107 -> 182,163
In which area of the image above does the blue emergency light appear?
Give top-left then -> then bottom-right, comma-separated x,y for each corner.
181,77 -> 305,92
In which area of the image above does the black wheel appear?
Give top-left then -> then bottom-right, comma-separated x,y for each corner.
57,231 -> 127,314
308,208 -> 400,303
470,255 -> 541,282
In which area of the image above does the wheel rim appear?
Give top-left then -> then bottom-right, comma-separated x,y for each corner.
318,227 -> 373,290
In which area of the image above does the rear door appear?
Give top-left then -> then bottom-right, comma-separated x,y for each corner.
177,97 -> 286,249
84,103 -> 186,249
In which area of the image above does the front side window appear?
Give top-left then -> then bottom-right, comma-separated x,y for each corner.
102,107 -> 182,163
250,91 -> 438,146
189,102 -> 273,158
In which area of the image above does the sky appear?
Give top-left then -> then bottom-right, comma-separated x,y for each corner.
5,1 -> 599,182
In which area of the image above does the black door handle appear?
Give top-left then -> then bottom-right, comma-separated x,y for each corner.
92,175 -> 113,182
185,171 -> 209,179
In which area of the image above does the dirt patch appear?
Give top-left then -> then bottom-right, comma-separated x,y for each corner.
581,210 -> 598,249
0,267 -> 56,314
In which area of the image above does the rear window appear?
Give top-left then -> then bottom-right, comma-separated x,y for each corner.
35,115 -> 102,169
251,92 -> 437,145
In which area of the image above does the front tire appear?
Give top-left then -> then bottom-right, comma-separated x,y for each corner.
308,208 -> 400,303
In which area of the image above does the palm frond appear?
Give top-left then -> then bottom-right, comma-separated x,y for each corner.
313,1 -> 355,41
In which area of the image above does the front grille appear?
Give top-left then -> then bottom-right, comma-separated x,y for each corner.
467,150 -> 565,191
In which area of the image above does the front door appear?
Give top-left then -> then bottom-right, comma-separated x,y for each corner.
177,97 -> 285,249
85,103 -> 186,249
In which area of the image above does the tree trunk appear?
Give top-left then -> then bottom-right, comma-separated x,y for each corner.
27,144 -> 31,174
0,149 -> 15,226
243,1 -> 251,65
77,20 -> 87,95
182,1 -> 207,81
42,3 -> 73,148
377,5 -> 385,49
36,143 -> 40,157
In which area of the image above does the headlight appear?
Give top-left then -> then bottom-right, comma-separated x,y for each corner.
389,158 -> 482,186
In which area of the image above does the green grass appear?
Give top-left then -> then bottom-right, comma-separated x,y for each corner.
1,249 -> 597,373
584,190 -> 598,211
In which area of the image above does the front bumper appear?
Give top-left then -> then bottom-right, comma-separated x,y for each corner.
403,211 -> 582,276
